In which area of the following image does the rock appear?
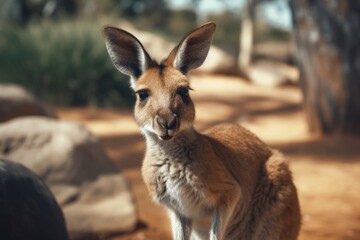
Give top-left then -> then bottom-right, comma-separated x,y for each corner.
0,158 -> 69,240
0,84 -> 54,123
247,60 -> 299,87
0,117 -> 137,239
63,175 -> 136,240
201,46 -> 237,74
0,116 -> 117,185
51,184 -> 80,205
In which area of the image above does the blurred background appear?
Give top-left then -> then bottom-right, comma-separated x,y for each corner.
0,0 -> 296,108
0,0 -> 359,240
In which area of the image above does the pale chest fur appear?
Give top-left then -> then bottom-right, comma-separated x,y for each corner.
142,144 -> 216,219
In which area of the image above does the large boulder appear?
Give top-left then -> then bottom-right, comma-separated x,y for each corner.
63,175 -> 136,240
0,117 -> 137,239
247,60 -> 299,87
0,84 -> 54,123
0,116 -> 117,185
0,159 -> 69,240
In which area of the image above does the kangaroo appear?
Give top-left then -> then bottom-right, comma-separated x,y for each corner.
103,22 -> 301,240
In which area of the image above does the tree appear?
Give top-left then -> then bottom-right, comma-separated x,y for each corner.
290,0 -> 360,135
238,0 -> 257,70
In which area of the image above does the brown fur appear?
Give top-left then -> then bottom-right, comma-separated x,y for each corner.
103,22 -> 301,240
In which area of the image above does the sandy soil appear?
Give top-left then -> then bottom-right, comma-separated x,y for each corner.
57,74 -> 360,240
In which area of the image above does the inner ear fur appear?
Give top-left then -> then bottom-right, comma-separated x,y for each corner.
164,22 -> 216,74
103,26 -> 155,82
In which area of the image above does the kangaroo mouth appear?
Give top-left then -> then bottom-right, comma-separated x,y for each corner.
159,134 -> 173,141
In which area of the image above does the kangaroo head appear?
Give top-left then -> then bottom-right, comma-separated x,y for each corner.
103,23 -> 216,141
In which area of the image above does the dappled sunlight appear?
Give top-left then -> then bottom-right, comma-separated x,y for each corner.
241,112 -> 309,145
83,119 -> 139,137
192,75 -> 307,145
57,107 -> 139,137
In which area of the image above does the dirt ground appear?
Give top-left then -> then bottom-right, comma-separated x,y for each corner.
57,74 -> 360,240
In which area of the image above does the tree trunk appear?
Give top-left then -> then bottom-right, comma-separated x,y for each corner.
290,0 -> 360,135
238,0 -> 257,71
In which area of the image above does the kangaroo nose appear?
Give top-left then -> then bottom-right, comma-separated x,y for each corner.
156,114 -> 178,131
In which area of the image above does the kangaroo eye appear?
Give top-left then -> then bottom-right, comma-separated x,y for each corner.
178,87 -> 190,98
137,90 -> 149,101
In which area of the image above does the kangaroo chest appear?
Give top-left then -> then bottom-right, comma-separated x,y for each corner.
143,150 -> 215,218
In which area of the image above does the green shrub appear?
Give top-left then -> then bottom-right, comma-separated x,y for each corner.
0,19 -> 134,107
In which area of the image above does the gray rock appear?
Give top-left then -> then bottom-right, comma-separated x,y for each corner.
64,175 -> 136,239
50,184 -> 81,205
0,84 -> 54,122
201,46 -> 237,74
0,158 -> 69,240
247,60 -> 299,87
0,116 -> 117,185
0,117 -> 137,239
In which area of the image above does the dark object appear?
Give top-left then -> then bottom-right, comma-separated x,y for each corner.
0,159 -> 69,240
290,0 -> 360,135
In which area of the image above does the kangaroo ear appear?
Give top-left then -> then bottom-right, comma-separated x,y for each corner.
165,22 -> 216,74
103,26 -> 153,88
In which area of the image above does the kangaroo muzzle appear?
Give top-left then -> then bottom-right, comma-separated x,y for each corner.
154,114 -> 179,140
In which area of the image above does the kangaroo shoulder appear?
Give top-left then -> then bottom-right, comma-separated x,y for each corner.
204,123 -> 246,137
204,123 -> 271,154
